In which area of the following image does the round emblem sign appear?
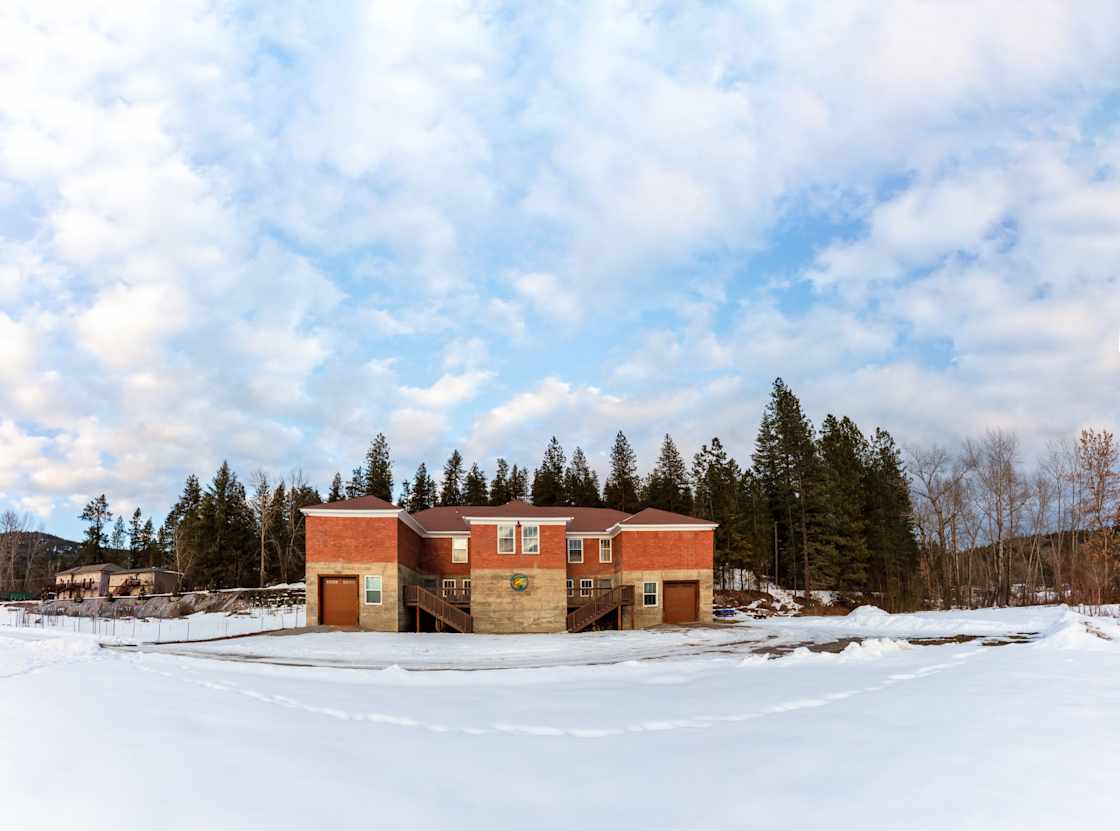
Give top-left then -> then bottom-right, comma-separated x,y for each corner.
510,573 -> 529,592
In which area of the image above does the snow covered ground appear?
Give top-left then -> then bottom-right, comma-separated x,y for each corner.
1,604 -> 307,643
2,605 -> 1118,829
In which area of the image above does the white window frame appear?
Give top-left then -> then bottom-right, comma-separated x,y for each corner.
451,537 -> 469,563
566,578 -> 574,596
567,538 -> 583,563
497,524 -> 516,554
364,575 -> 383,605
442,578 -> 457,592
579,578 -> 594,598
642,581 -> 658,608
522,523 -> 540,554
462,578 -> 471,593
599,538 -> 612,563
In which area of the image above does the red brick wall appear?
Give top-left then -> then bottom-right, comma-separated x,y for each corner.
306,516 -> 398,563
422,537 -> 471,577
397,520 -> 423,571
564,537 -> 619,578
617,529 -> 713,570
470,522 -> 566,570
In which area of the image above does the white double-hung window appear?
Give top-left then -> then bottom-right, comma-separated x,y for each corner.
364,575 -> 382,605
579,578 -> 594,597
642,581 -> 658,607
497,524 -> 516,554
567,538 -> 583,563
452,537 -> 469,563
599,538 -> 612,563
522,523 -> 540,554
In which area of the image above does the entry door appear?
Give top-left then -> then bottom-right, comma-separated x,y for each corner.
320,576 -> 359,626
662,581 -> 699,624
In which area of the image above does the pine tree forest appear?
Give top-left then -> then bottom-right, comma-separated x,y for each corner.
16,379 -> 1114,610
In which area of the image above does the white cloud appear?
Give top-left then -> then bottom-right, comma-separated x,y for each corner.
514,272 -> 581,320
399,371 -> 494,410
1,2 -> 1119,534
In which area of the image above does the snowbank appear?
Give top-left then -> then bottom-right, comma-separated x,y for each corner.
1031,608 -> 1120,653
2,606 -> 307,645
754,603 -> 1073,638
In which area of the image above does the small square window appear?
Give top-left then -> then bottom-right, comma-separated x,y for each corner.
452,537 -> 469,563
497,524 -> 515,554
579,578 -> 594,597
642,581 -> 658,607
364,575 -> 382,605
599,538 -> 612,563
522,524 -> 540,554
567,538 -> 583,563
442,578 -> 456,592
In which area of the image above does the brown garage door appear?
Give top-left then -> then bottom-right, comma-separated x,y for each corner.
663,581 -> 699,624
320,576 -> 359,626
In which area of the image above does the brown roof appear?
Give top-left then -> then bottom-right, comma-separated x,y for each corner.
621,507 -> 716,526
413,501 -> 631,533
304,495 -> 399,511
113,567 -> 183,576
305,496 -> 713,532
57,563 -> 123,576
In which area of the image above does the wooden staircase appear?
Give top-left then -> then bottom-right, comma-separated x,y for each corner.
405,585 -> 473,633
566,586 -> 633,633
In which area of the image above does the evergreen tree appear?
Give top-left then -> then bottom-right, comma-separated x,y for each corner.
563,447 -> 601,506
752,378 -> 822,594
864,428 -> 920,610
489,459 -> 511,505
509,464 -> 529,501
196,461 -> 256,588
345,467 -> 365,499
817,415 -> 871,593
398,480 -> 412,510
140,518 -> 157,568
162,475 -> 204,578
464,463 -> 489,505
109,515 -> 127,551
327,472 -> 344,503
408,463 -> 437,511
643,433 -> 693,514
531,437 -> 567,505
691,438 -> 747,582
603,431 -> 640,512
440,450 -> 465,506
363,433 -> 394,501
78,494 -> 112,564
128,507 -> 145,568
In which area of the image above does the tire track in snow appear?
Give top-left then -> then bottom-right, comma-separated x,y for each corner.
125,642 -> 987,740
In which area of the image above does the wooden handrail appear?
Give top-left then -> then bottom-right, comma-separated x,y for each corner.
407,585 -> 472,633
567,586 -> 629,633
567,586 -> 634,605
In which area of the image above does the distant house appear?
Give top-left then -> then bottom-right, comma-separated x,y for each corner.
300,498 -> 716,633
107,568 -> 181,597
54,563 -> 122,599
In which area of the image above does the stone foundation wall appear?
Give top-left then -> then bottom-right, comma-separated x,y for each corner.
620,568 -> 714,629
470,567 -> 566,633
306,560 -> 403,631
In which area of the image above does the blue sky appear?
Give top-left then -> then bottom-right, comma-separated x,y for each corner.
2,1 -> 1119,538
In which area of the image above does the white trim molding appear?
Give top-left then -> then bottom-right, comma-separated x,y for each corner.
300,507 -> 429,539
612,522 -> 718,533
463,516 -> 573,525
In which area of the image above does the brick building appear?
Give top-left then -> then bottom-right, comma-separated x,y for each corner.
301,497 -> 716,633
